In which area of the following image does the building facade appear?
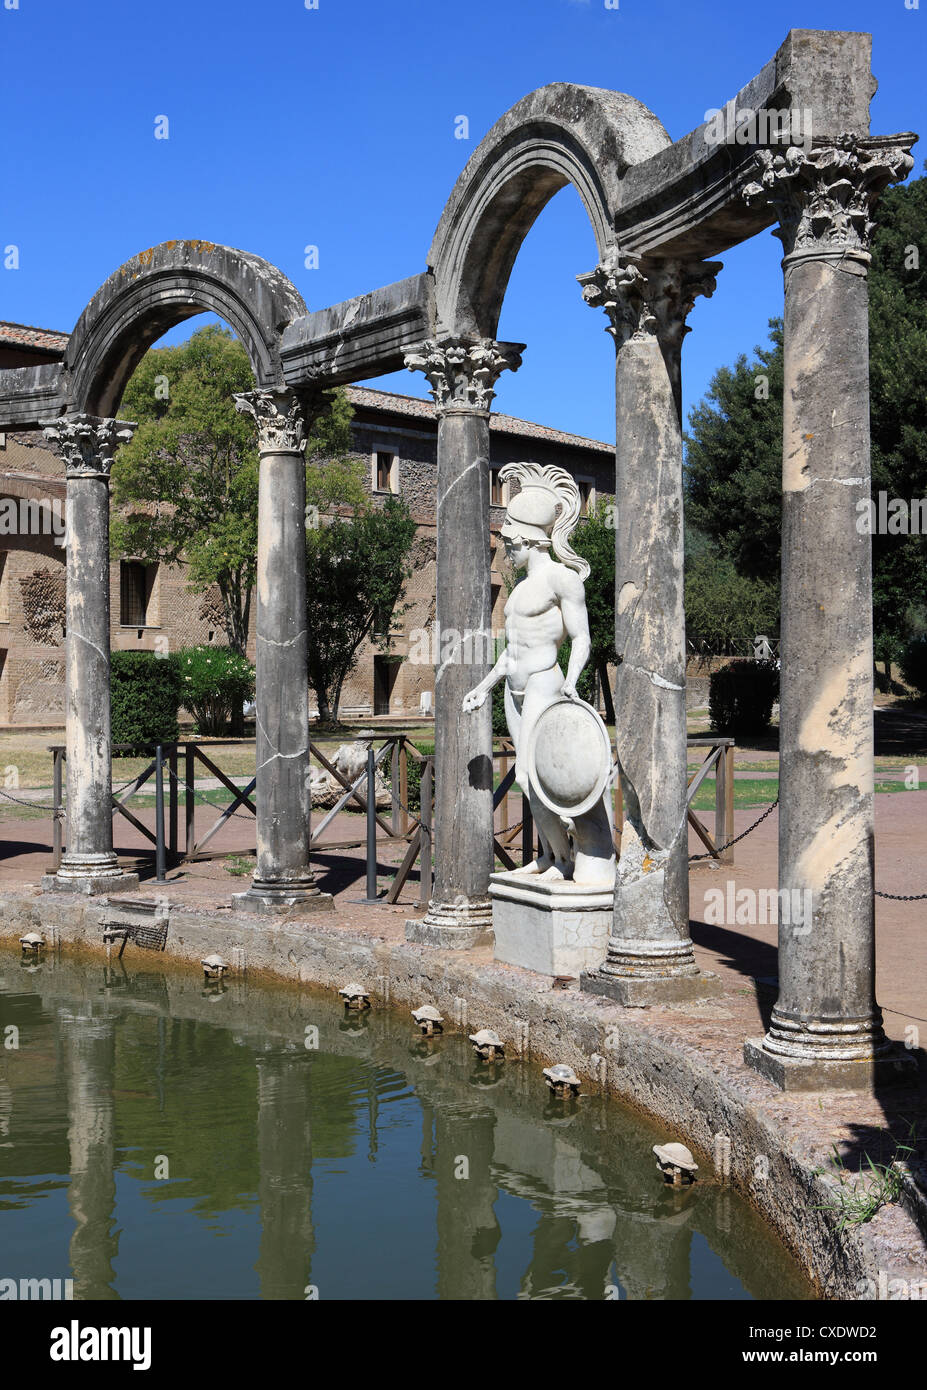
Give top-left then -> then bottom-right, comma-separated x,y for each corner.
0,322 -> 614,725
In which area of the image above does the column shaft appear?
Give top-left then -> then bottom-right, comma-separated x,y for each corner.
579,255 -> 721,1005
42,415 -> 138,895
233,389 -> 331,914
741,134 -> 916,1088
429,408 -> 494,926
402,336 -> 522,947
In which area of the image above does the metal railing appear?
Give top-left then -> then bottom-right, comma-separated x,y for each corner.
46,732 -> 741,895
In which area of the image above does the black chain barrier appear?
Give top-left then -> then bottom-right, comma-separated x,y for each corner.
2,769 -> 924,899
689,796 -> 780,862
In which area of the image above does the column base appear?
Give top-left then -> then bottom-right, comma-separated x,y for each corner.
582,934 -> 721,1005
582,968 -> 722,1007
232,879 -> 333,916
744,1037 -> 918,1092
405,897 -> 493,949
42,856 -> 139,897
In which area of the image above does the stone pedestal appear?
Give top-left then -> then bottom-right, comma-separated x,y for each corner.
490,873 -> 612,977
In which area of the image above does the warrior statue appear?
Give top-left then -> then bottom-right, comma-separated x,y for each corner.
462,462 -> 616,887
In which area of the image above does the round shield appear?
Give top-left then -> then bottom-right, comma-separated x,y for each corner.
524,697 -> 612,819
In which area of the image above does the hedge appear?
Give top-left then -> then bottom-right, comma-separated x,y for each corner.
110,651 -> 182,748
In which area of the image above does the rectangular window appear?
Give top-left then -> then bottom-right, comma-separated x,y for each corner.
490,468 -> 506,507
576,477 -> 595,517
120,561 -> 149,626
374,450 -> 397,493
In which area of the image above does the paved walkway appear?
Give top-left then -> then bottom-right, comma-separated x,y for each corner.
0,783 -> 923,1041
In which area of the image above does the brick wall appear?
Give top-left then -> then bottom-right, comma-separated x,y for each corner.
0,407 -> 616,725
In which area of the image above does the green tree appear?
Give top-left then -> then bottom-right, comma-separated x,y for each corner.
306,491 -> 418,723
685,549 -> 779,655
868,173 -> 927,663
684,170 -> 927,661
572,500 -> 618,721
684,319 -> 784,582
111,324 -> 353,657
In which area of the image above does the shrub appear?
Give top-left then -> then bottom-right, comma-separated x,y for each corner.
176,645 -> 255,736
492,681 -> 508,737
404,743 -> 433,813
900,636 -> 927,697
709,659 -> 780,735
110,651 -> 182,748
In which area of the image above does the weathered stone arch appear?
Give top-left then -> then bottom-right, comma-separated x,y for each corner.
428,83 -> 670,337
63,240 -> 308,415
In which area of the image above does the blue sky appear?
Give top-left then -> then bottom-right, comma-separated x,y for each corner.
1,0 -> 923,443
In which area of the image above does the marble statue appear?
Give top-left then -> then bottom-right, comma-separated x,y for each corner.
462,462 -> 616,888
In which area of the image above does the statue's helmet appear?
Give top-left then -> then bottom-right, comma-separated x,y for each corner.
500,483 -> 559,544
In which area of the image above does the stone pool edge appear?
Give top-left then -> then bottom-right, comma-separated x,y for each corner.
1,887 -> 924,1301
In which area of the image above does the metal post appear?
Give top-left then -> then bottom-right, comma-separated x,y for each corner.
390,738 -> 399,836
185,744 -> 196,859
52,747 -> 63,870
168,742 -> 178,859
155,744 -> 166,883
365,747 -> 378,902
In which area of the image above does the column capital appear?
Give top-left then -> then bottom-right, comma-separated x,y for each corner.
743,132 -> 916,266
578,252 -> 721,351
403,336 -> 523,413
234,386 -> 317,453
43,413 -> 135,479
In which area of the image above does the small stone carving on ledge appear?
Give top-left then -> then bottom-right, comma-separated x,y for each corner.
654,1142 -> 699,1185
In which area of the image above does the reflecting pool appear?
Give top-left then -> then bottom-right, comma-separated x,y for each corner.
0,947 -> 813,1300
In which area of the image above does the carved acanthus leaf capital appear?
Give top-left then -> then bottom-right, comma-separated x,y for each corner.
43,413 -> 136,478
403,337 -> 523,412
578,252 -> 653,346
644,259 -> 723,353
234,387 -> 312,453
743,132 -> 916,263
578,252 -> 721,350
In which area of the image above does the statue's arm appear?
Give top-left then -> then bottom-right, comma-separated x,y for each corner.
558,571 -> 592,699
462,646 -> 509,712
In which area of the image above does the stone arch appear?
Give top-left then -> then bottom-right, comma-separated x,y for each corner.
429,83 -> 671,338
62,240 -> 308,416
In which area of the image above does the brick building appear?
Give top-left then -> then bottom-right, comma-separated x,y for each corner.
0,322 -> 614,725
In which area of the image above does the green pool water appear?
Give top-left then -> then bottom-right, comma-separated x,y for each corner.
0,946 -> 813,1301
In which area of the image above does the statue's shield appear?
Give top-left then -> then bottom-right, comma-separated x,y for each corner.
525,697 -> 613,819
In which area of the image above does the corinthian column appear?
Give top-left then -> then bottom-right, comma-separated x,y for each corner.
579,252 -> 722,1005
232,387 -> 332,914
403,336 -> 523,948
741,134 -> 916,1089
42,413 -> 139,895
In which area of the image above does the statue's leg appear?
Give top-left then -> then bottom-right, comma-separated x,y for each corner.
516,674 -> 572,878
573,794 -> 616,886
506,683 -> 548,874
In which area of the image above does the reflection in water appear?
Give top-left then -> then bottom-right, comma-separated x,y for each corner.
0,949 -> 813,1301
61,1010 -> 119,1301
